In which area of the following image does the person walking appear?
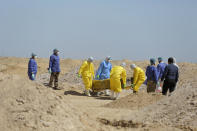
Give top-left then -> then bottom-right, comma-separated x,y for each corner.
161,57 -> 179,96
110,62 -> 127,100
146,58 -> 159,93
78,57 -> 95,96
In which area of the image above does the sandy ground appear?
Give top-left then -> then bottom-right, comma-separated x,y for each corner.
0,57 -> 197,131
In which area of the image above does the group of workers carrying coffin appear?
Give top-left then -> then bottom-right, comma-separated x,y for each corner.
78,56 -> 179,100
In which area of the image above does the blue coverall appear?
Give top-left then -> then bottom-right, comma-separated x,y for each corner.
157,62 -> 167,79
96,60 -> 112,80
28,58 -> 37,80
49,54 -> 61,73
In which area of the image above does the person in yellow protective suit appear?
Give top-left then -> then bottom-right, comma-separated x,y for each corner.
130,64 -> 146,93
78,57 -> 95,96
110,62 -> 127,100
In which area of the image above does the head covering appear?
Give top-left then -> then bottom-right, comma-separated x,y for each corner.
120,62 -> 126,67
130,64 -> 137,69
172,57 -> 176,63
172,57 -> 179,68
150,58 -> 156,65
31,53 -> 37,57
53,48 -> 59,53
106,56 -> 112,61
87,56 -> 94,62
158,57 -> 163,62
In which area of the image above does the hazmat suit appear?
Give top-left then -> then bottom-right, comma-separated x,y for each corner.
96,60 -> 112,80
132,67 -> 146,92
110,66 -> 126,94
28,58 -> 37,80
96,59 -> 112,96
79,61 -> 95,91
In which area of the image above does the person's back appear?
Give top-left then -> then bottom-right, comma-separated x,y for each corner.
146,65 -> 158,83
110,66 -> 125,79
110,63 -> 127,100
161,57 -> 179,96
145,58 -> 158,93
134,67 -> 145,81
157,62 -> 167,79
162,64 -> 179,82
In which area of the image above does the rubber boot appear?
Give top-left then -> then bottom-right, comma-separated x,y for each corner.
96,92 -> 100,97
111,91 -> 115,100
85,90 -> 91,97
115,93 -> 120,100
105,89 -> 110,96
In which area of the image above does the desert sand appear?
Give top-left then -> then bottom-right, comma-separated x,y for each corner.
0,57 -> 197,131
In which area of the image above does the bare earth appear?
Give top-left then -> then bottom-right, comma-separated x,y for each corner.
0,57 -> 197,131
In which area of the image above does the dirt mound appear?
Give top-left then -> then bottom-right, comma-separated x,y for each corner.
136,81 -> 197,129
105,92 -> 163,110
98,63 -> 197,130
102,63 -> 197,130
0,64 -> 7,72
0,73 -> 86,131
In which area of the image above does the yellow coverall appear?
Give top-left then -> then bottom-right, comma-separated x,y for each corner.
110,66 -> 127,93
79,61 -> 95,90
133,67 -> 146,92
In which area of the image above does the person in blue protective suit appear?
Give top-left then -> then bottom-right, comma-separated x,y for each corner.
48,49 -> 61,90
28,53 -> 37,81
157,57 -> 167,89
95,56 -> 112,96
157,57 -> 167,80
96,56 -> 112,80
146,58 -> 158,93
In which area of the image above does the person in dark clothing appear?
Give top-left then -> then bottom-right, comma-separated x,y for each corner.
161,57 -> 179,96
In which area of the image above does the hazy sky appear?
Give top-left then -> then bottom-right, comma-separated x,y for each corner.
0,0 -> 197,62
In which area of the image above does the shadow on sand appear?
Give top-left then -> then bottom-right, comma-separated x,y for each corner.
95,96 -> 112,100
64,90 -> 85,96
